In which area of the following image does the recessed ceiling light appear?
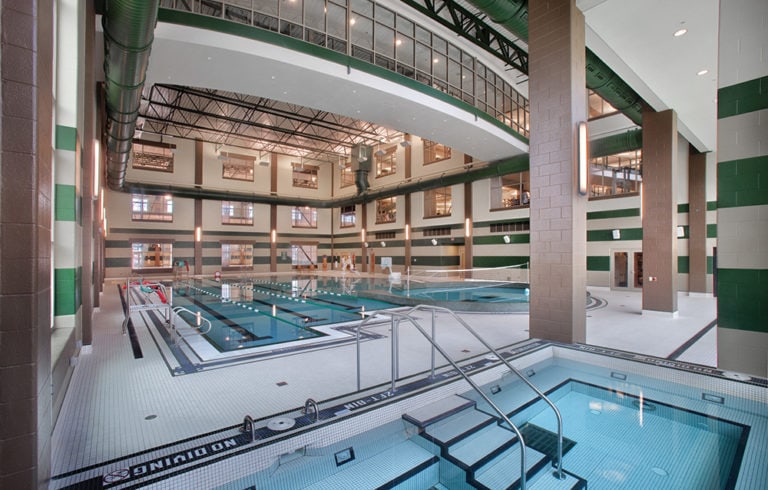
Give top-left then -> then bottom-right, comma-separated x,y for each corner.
697,69 -> 709,76
673,28 -> 688,37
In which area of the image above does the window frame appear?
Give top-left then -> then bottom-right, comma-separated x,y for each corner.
130,239 -> 174,272
375,197 -> 397,224
221,152 -> 256,182
221,200 -> 255,226
292,162 -> 319,189
132,138 -> 175,173
292,206 -> 318,228
422,138 -> 452,164
131,194 -> 173,222
221,241 -> 254,270
423,186 -> 452,218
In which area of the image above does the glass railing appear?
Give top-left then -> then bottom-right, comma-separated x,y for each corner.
159,0 -> 530,139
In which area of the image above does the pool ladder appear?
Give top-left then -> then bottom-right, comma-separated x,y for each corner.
355,305 -> 565,489
303,398 -> 319,423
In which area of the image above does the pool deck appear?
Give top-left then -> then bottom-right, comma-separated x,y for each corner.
50,281 -> 719,485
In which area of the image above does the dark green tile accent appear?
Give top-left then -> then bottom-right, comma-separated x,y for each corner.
105,257 -> 131,268
110,228 -> 194,236
677,203 -> 689,213
474,216 -> 531,228
678,256 -> 689,274
586,208 -> 640,220
76,266 -> 82,309
717,155 -> 768,208
707,256 -> 713,275
587,228 -> 643,241
411,255 -> 461,267
203,256 -> 222,266
474,234 -> 529,245
158,8 -> 528,145
472,256 -> 529,268
707,224 -> 717,238
587,256 -> 610,271
412,237 -> 465,247
55,184 -> 77,222
411,223 -> 464,233
717,268 -> 768,333
253,256 -> 271,264
718,76 -> 768,119
55,125 -> 77,151
54,268 -> 77,316
707,201 -> 717,211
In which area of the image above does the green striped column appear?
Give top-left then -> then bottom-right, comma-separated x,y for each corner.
716,0 -> 768,376
54,125 -> 81,327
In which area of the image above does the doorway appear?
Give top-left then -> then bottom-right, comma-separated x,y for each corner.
612,250 -> 643,290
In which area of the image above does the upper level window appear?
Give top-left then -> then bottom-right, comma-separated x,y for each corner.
590,150 -> 642,198
293,162 -> 319,189
375,145 -> 397,177
340,160 -> 354,188
424,186 -> 452,218
222,152 -> 256,181
131,241 -> 173,270
292,206 -> 318,228
588,90 -> 619,119
423,138 -> 451,164
131,194 -> 173,222
221,201 -> 254,225
376,197 -> 396,224
490,171 -> 530,209
340,205 -> 356,228
132,139 -> 175,172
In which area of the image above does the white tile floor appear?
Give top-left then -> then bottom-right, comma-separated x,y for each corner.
50,282 -> 718,481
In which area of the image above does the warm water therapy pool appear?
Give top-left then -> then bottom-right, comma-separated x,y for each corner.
119,342 -> 762,490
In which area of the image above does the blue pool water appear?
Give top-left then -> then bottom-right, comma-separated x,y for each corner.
216,355 -> 760,490
170,278 -> 397,352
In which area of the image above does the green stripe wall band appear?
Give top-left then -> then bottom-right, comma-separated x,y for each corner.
588,256 -> 713,274
55,184 -> 77,222
54,267 -> 80,316
587,208 -> 640,220
717,268 -> 768,333
717,76 -> 768,119
55,125 -> 77,151
717,155 -> 768,208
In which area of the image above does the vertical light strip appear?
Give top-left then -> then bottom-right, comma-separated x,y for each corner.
405,224 -> 410,240
93,139 -> 100,193
361,228 -> 366,243
465,218 -> 471,237
577,121 -> 588,196
195,226 -> 202,242
271,229 -> 276,243
103,216 -> 108,237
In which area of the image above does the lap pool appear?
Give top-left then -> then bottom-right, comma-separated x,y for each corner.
96,342 -> 764,490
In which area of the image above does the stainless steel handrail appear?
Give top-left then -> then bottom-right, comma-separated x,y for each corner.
171,306 -> 213,345
122,281 -> 173,333
407,304 -> 565,480
303,398 -> 319,423
355,310 -> 530,488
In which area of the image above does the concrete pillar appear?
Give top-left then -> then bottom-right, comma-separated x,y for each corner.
528,0 -> 588,344
642,109 -> 678,313
404,134 -> 412,270
688,148 -> 708,293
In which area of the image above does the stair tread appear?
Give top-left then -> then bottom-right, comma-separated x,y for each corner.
474,445 -> 548,489
424,408 -> 494,445
402,394 -> 475,428
449,423 -> 517,467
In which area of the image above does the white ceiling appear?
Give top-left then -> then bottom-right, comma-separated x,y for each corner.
578,0 -> 720,152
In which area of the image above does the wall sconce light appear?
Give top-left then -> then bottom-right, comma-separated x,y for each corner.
195,226 -> 202,242
676,226 -> 685,238
405,224 -> 410,241
431,238 -> 438,246
503,235 -> 511,244
577,121 -> 588,196
364,241 -> 369,248
361,228 -> 366,243
612,229 -> 621,240
400,140 -> 411,148
271,229 -> 277,243
380,241 -> 386,247
103,216 -> 108,238
465,218 -> 472,238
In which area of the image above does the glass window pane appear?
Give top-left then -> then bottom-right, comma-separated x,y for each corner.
415,42 -> 431,73
397,16 -> 413,36
351,0 -> 373,17
279,0 -> 302,23
327,3 -> 347,40
376,4 -> 395,27
396,35 -> 414,66
351,16 -> 373,49
375,24 -> 394,58
305,0 -> 325,30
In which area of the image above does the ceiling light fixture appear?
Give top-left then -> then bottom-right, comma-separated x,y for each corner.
673,28 -> 688,37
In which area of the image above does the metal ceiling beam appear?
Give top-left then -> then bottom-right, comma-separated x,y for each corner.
399,0 -> 528,73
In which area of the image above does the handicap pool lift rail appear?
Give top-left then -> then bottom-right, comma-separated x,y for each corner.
355,305 -> 565,488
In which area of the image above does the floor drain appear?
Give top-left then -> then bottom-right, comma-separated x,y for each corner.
144,415 -> 157,420
651,467 -> 668,476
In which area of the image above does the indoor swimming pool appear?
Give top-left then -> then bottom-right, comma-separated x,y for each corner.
84,342 -> 762,490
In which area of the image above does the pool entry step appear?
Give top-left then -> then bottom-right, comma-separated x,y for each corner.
404,396 -> 587,489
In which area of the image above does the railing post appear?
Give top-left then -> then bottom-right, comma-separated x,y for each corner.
356,327 -> 362,392
391,316 -> 398,393
430,309 -> 436,378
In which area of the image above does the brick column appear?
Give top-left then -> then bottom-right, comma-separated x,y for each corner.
642,109 -> 678,313
528,0 -> 588,343
0,1 -> 54,487
688,148 -> 708,293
